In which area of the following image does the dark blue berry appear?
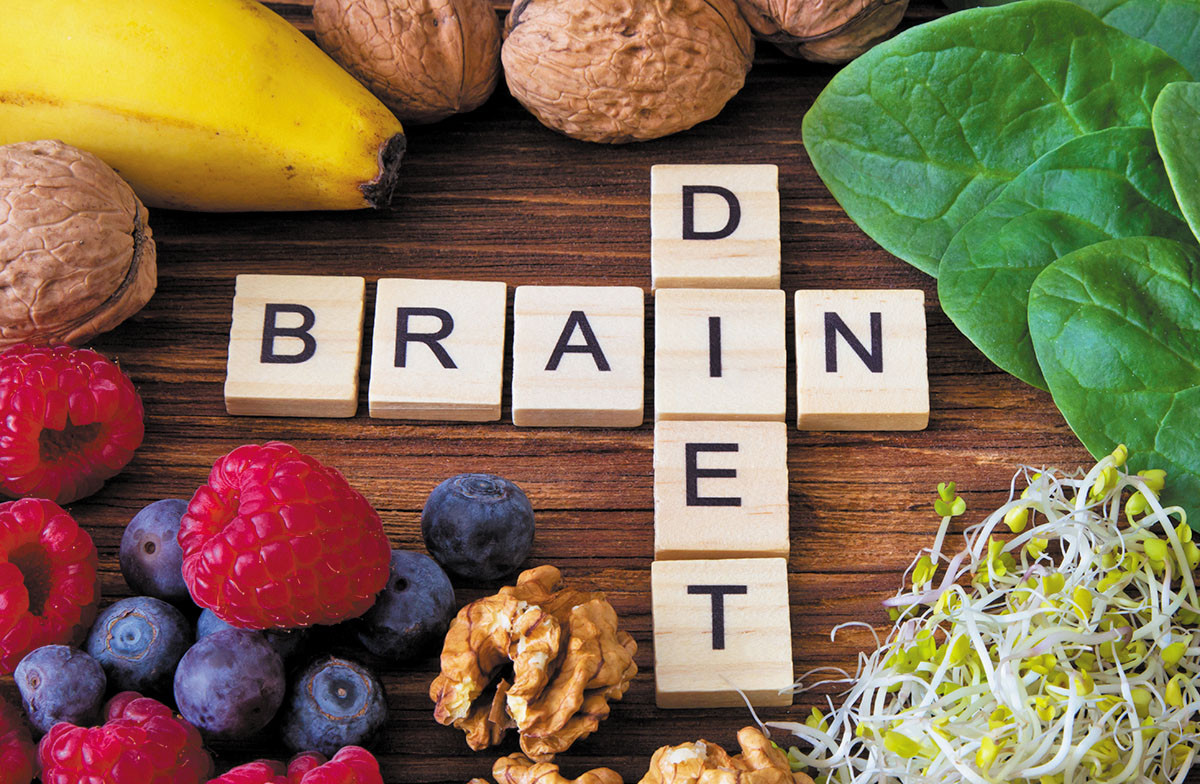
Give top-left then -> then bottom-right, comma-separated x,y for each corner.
174,628 -> 285,740
196,609 -> 309,662
15,645 -> 106,734
350,550 -> 455,662
421,473 -> 535,581
86,596 -> 192,696
280,655 -> 387,756
118,499 -> 191,606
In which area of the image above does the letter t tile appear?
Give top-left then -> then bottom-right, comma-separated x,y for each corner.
651,558 -> 793,708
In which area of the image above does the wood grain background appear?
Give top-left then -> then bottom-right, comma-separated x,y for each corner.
11,1 -> 1185,780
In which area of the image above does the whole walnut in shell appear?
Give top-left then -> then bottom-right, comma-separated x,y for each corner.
501,0 -> 754,144
733,0 -> 909,63
313,0 -> 502,124
0,140 -> 156,348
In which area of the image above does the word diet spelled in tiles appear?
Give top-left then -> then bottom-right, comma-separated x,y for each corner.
223,164 -> 930,709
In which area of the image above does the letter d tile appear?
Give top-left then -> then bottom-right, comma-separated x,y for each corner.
225,274 -> 366,418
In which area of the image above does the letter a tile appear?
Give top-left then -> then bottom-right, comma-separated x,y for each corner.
512,285 -> 645,427
651,164 -> 780,290
651,558 -> 793,708
368,278 -> 507,421
795,289 -> 929,430
225,274 -> 365,418
654,421 -> 789,559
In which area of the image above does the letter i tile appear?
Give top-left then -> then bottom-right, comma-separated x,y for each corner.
225,274 -> 365,417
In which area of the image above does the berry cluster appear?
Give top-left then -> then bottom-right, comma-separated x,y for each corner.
0,343 -> 543,782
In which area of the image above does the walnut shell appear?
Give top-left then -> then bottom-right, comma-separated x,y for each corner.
313,0 -> 502,124
0,140 -> 156,348
501,0 -> 754,144
733,0 -> 909,63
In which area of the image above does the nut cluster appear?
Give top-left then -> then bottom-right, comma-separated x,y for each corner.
430,565 -> 637,760
640,728 -> 815,784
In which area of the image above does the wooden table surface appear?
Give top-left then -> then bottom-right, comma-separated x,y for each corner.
12,1 -> 1180,780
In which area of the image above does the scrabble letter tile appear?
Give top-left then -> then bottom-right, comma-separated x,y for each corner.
654,421 -> 788,559
795,290 -> 929,430
651,558 -> 793,708
512,286 -> 645,427
368,278 -> 507,421
225,274 -> 364,417
651,164 -> 780,290
654,289 -> 785,421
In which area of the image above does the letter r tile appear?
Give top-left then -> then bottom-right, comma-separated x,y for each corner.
368,278 -> 507,421
511,285 -> 645,427
650,164 -> 780,290
654,421 -> 789,559
225,274 -> 365,417
651,558 -> 793,708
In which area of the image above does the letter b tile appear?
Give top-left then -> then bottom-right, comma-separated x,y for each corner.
654,421 -> 788,559
651,558 -> 793,708
368,278 -> 507,421
225,274 -> 365,417
512,285 -> 645,427
651,164 -> 780,290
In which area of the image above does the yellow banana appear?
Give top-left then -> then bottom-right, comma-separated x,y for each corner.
0,0 -> 405,211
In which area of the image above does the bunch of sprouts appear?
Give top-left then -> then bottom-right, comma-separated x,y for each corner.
774,447 -> 1200,783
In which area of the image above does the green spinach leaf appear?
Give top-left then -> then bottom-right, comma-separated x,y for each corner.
941,0 -> 1200,76
1028,236 -> 1200,528
938,127 -> 1194,390
802,0 -> 1189,276
1154,81 -> 1200,244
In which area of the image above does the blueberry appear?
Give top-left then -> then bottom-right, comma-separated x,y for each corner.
174,628 -> 285,740
421,473 -> 535,581
280,655 -> 387,756
86,596 -> 192,696
350,550 -> 455,662
119,499 -> 191,605
15,645 -> 106,734
196,609 -> 309,662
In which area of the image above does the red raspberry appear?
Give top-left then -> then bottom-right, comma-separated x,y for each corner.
208,760 -> 288,784
179,442 -> 390,629
293,747 -> 383,784
0,697 -> 34,784
206,748 -> 382,784
0,344 -> 144,504
0,497 -> 100,673
39,692 -> 213,784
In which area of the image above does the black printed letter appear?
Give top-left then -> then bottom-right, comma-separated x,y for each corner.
260,304 -> 316,364
395,307 -> 456,369
824,312 -> 883,373
682,185 -> 741,240
685,443 -> 741,507
688,584 -> 748,650
708,316 -> 722,378
545,311 -> 610,371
